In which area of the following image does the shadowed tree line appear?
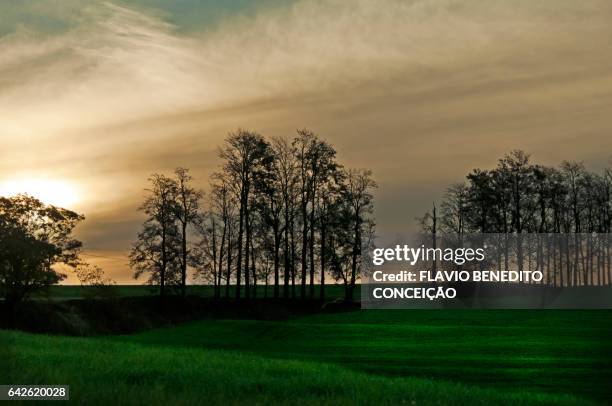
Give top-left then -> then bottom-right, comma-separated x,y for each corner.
130,129 -> 377,303
7,146 -> 610,309
420,150 -> 612,287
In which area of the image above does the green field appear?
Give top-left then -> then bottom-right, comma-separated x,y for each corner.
2,309 -> 611,404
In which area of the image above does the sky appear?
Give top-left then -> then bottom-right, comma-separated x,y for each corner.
1,0 -> 611,283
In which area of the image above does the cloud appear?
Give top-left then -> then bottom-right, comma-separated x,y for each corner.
2,0 -> 610,139
1,0 -> 612,282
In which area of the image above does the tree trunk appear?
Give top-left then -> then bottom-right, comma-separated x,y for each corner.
291,208 -> 297,299
300,199 -> 308,300
251,239 -> 256,299
226,232 -> 232,298
245,200 -> 251,300
347,217 -> 361,302
432,204 -> 437,279
160,217 -> 167,304
218,221 -> 226,299
320,210 -> 326,302
309,203 -> 316,299
283,200 -> 291,299
573,233 -> 580,287
606,232 -> 612,285
181,221 -> 187,297
273,218 -> 280,299
211,217 -> 217,298
235,189 -> 245,300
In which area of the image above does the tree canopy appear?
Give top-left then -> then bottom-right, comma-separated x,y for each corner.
0,194 -> 84,305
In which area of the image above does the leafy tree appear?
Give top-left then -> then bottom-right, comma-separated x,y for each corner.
0,194 -> 83,305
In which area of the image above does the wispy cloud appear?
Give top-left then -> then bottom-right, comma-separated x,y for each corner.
3,0 -> 610,136
1,0 -> 611,281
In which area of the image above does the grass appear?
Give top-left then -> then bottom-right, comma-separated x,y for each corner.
116,310 -> 612,402
2,309 -> 611,404
0,327 -> 596,405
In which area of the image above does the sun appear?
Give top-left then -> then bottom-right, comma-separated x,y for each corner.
0,178 -> 81,209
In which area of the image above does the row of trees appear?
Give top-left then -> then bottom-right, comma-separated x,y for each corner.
129,168 -> 202,299
421,150 -> 612,287
3,147 -> 612,306
130,129 -> 377,302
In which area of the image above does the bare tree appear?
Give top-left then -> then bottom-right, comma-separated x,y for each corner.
293,130 -> 315,299
219,129 -> 272,300
174,168 -> 203,297
341,168 -> 377,302
272,136 -> 299,299
292,129 -> 338,299
130,174 -> 180,302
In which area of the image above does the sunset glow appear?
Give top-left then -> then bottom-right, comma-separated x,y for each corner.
0,178 -> 81,209
1,0 -> 611,283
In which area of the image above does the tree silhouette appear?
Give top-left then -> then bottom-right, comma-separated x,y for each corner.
130,128 -> 377,304
0,195 -> 83,305
219,130 -> 272,300
130,174 -> 181,301
422,150 -> 612,287
271,136 -> 299,299
174,168 -> 203,297
341,169 -> 377,302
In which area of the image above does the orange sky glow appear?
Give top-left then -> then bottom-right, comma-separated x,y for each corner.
1,0 -> 612,283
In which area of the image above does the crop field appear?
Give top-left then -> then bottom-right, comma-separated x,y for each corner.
2,306 -> 611,405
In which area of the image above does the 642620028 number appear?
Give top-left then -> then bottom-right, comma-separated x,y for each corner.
1,385 -> 69,400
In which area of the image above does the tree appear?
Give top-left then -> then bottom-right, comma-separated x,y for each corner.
440,183 -> 468,234
174,168 -> 203,297
561,161 -> 585,286
158,128 -> 380,305
219,129 -> 272,300
317,165 -> 342,301
191,211 -> 219,291
207,174 -> 237,298
271,136 -> 299,299
0,194 -> 84,306
328,206 -> 356,298
292,129 -> 338,299
75,263 -> 117,300
307,138 -> 337,299
340,168 -> 377,302
252,157 -> 283,299
130,174 -> 181,301
293,130 -> 316,299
